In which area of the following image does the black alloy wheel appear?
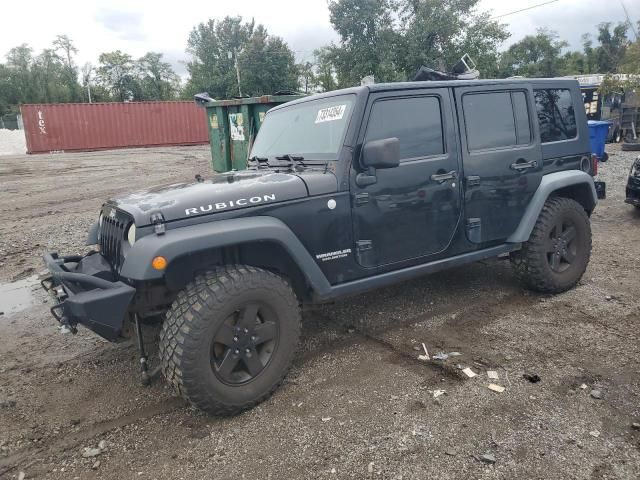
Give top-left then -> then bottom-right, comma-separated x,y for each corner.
546,218 -> 578,274
211,303 -> 278,385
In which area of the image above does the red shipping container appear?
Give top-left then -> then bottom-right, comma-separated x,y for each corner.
21,102 -> 209,154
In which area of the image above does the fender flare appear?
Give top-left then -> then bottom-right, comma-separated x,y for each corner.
507,170 -> 597,243
119,216 -> 332,297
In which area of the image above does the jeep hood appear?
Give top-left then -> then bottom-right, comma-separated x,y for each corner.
106,169 -> 337,225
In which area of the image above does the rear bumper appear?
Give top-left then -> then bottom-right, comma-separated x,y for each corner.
42,252 -> 136,341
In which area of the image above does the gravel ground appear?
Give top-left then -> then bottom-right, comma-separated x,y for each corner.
0,144 -> 639,479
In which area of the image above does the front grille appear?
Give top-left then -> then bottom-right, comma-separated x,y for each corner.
99,208 -> 131,273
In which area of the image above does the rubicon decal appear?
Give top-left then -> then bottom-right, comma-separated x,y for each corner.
185,194 -> 276,215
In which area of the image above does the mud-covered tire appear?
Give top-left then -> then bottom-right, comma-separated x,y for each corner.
159,265 -> 301,416
510,197 -> 591,293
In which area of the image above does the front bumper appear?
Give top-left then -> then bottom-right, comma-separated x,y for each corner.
42,252 -> 136,341
625,175 -> 640,206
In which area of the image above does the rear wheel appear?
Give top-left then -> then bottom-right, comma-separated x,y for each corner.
510,197 -> 591,293
159,265 -> 300,415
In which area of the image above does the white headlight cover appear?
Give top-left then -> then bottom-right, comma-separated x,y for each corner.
99,212 -> 103,227
127,223 -> 136,246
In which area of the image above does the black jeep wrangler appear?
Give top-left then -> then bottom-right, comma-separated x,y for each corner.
43,78 -> 602,415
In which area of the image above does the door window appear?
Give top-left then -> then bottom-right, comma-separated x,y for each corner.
534,89 -> 577,143
365,96 -> 444,161
462,91 -> 532,151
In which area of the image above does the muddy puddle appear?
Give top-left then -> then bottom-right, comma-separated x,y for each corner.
0,275 -> 39,316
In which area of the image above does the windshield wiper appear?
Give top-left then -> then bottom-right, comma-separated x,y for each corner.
248,155 -> 271,169
276,154 -> 305,164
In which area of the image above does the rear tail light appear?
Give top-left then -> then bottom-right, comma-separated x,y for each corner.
591,154 -> 598,176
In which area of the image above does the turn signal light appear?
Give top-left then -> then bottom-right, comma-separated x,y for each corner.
152,256 -> 167,270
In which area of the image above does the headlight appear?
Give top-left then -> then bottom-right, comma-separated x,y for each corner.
631,158 -> 640,177
127,223 -> 136,246
99,212 -> 103,227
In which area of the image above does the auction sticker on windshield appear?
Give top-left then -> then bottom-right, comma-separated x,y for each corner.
315,105 -> 346,123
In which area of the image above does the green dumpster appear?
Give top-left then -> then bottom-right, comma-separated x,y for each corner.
201,95 -> 304,173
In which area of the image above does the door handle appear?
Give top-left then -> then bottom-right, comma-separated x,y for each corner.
510,159 -> 538,171
430,170 -> 457,184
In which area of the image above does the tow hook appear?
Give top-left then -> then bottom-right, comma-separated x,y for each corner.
50,304 -> 78,335
134,314 -> 162,386
59,316 -> 78,335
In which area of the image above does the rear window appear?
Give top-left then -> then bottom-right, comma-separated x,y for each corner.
364,96 -> 444,160
462,91 -> 532,151
534,89 -> 577,143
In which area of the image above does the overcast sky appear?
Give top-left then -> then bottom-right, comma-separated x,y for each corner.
2,0 -> 639,77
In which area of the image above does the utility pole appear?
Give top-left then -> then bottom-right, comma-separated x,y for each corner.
229,50 -> 242,97
82,63 -> 93,103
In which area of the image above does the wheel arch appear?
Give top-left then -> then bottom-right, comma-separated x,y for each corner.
507,170 -> 597,243
164,241 -> 313,300
120,216 -> 332,299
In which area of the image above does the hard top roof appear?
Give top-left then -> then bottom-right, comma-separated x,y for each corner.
272,77 -> 580,111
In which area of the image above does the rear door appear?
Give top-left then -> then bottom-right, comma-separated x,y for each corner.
454,85 -> 542,243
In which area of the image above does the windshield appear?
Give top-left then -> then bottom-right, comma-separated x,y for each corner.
250,95 -> 354,161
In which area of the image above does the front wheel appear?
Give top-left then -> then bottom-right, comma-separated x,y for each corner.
159,265 -> 301,416
510,197 -> 592,293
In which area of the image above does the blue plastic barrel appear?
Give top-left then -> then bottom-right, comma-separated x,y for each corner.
587,120 -> 611,160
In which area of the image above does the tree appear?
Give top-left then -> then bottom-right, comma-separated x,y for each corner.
297,61 -> 316,93
327,0 -> 399,86
498,29 -> 568,77
398,0 -> 508,78
561,50 -> 588,75
595,22 -> 629,73
32,48 -> 66,103
314,47 -> 338,92
621,24 -> 640,73
136,52 -> 180,100
323,0 -> 508,86
238,25 -> 299,95
0,64 -> 13,115
53,35 -> 81,101
96,50 -> 139,101
4,44 -> 37,105
600,22 -> 640,96
184,16 -> 253,98
581,34 -> 598,74
184,16 -> 298,98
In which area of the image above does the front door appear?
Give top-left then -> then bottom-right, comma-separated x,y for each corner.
454,85 -> 543,243
350,89 -> 462,268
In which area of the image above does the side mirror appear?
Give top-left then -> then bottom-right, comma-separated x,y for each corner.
362,137 -> 400,170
